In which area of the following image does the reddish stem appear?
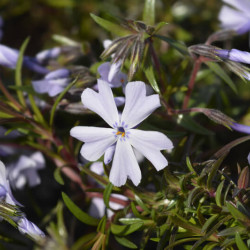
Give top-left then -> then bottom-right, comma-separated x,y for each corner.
182,57 -> 202,109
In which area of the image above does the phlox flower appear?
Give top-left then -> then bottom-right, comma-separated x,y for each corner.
230,122 -> 250,134
7,151 -> 45,190
18,217 -> 45,239
219,0 -> 250,35
0,161 -> 22,206
98,61 -> 127,88
35,47 -> 61,64
0,44 -> 48,74
32,68 -> 71,97
70,80 -> 173,187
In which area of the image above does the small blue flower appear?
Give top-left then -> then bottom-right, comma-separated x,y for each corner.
35,47 -> 61,64
7,152 -> 45,190
98,62 -> 127,88
18,217 -> 45,239
230,122 -> 250,134
0,161 -> 22,206
32,68 -> 71,97
0,44 -> 49,74
215,49 -> 250,64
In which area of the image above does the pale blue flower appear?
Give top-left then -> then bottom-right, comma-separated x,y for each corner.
70,80 -> 173,186
7,152 -> 45,190
32,68 -> 71,97
219,0 -> 250,35
18,217 -> 45,239
98,61 -> 127,88
0,161 -> 22,206
35,47 -> 61,64
215,48 -> 250,80
215,49 -> 250,64
0,44 -> 48,74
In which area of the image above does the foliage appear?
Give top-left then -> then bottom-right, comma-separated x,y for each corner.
0,0 -> 249,249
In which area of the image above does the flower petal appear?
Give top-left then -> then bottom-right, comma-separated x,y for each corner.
222,0 -> 250,13
32,79 -> 50,94
129,129 -> 173,171
109,139 -> 141,186
219,6 -> 249,30
121,81 -> 160,128
104,144 -> 116,164
70,126 -> 116,161
81,79 -> 119,127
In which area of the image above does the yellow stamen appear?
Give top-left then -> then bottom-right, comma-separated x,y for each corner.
116,131 -> 125,137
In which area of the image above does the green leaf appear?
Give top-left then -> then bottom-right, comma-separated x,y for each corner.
187,187 -> 204,207
97,216 -> 107,234
226,202 -> 249,223
205,62 -> 237,94
15,37 -> 30,107
0,112 -> 13,118
90,13 -> 130,37
217,226 -> 245,236
111,222 -> 143,236
178,114 -> 214,135
119,218 -> 144,225
135,195 -> 150,213
62,192 -> 99,226
235,232 -> 248,250
43,0 -> 75,7
215,180 -> 224,207
50,78 -> 77,126
154,34 -> 188,55
115,236 -> 137,249
71,232 -> 97,250
186,156 -> 196,174
103,182 -> 113,208
143,0 -> 155,25
28,94 -> 47,126
207,154 -> 227,190
54,168 -> 65,185
201,214 -> 219,233
52,34 -> 79,46
237,166 -> 249,189
131,202 -> 146,219
144,66 -> 160,93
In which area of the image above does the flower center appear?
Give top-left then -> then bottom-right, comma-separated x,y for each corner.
116,127 -> 126,137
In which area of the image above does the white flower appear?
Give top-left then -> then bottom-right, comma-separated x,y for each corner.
219,0 -> 250,34
7,152 -> 45,190
70,80 -> 173,187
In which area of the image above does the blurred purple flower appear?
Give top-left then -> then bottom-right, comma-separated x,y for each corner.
215,48 -> 250,80
35,47 -> 61,64
0,44 -> 49,74
18,217 -> 45,239
32,68 -> 71,97
219,0 -> 250,35
0,161 -> 22,206
98,62 -> 127,88
215,49 -> 250,64
230,122 -> 250,134
7,152 -> 45,190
